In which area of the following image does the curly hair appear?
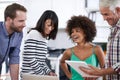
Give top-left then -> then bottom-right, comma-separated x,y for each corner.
66,15 -> 96,42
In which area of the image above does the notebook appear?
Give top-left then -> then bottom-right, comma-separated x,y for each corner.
22,73 -> 59,80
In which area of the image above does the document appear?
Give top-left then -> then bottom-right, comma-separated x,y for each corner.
65,60 -> 100,77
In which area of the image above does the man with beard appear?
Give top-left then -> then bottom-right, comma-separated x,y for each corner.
0,3 -> 27,80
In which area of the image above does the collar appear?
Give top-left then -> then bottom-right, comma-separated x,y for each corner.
116,19 -> 120,27
110,19 -> 120,30
2,22 -> 9,37
2,22 -> 14,37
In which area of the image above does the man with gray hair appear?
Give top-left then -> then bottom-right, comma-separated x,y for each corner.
80,0 -> 120,80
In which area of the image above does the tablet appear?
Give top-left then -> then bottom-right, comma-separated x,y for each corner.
65,60 -> 100,77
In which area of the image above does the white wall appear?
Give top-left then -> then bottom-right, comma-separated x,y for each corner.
22,0 -> 87,28
48,29 -> 75,49
21,0 -> 110,49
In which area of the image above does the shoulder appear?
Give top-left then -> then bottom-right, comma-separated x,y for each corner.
26,30 -> 45,41
63,48 -> 72,57
0,22 -> 3,25
93,44 -> 103,55
64,48 -> 71,54
90,43 -> 101,50
94,45 -> 102,51
29,30 -> 41,36
0,22 -> 3,26
0,22 -> 5,32
61,48 -> 73,61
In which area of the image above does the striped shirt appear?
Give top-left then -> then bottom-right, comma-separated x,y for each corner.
105,20 -> 120,80
21,30 -> 51,75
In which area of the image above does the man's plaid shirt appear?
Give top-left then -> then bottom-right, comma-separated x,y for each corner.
105,20 -> 120,80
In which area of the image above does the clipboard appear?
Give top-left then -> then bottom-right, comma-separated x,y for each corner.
65,60 -> 100,77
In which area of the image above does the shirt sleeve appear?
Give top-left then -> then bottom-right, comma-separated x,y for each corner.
112,62 -> 120,74
30,58 -> 51,75
9,33 -> 23,64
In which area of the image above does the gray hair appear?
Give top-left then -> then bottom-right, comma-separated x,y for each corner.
99,0 -> 120,11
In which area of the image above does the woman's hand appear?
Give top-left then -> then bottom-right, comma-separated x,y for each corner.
79,65 -> 103,76
49,72 -> 57,76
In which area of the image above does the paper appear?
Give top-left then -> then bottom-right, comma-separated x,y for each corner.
65,60 -> 100,77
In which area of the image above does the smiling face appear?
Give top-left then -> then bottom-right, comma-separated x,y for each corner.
100,7 -> 119,26
7,10 -> 26,34
44,19 -> 54,36
71,27 -> 86,44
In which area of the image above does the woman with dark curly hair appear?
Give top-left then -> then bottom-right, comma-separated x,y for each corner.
60,15 -> 105,80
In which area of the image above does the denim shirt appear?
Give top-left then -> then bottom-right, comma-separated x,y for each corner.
0,22 -> 23,65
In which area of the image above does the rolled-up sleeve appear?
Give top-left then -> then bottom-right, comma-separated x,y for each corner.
9,33 -> 23,64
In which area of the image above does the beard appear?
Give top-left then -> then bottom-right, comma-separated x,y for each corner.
10,22 -> 23,33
